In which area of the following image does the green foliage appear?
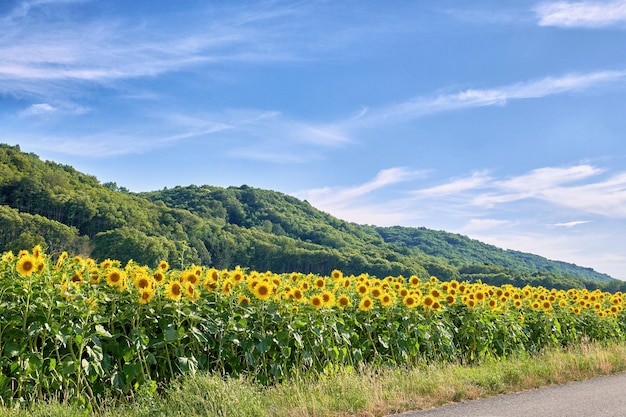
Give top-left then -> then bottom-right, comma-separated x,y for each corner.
0,143 -> 622,289
2,246 -> 626,409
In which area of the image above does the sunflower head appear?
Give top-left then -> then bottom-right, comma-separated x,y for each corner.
359,296 -> 374,312
138,289 -> 155,304
310,295 -> 324,310
253,281 -> 272,300
165,280 -> 183,301
16,255 -> 37,277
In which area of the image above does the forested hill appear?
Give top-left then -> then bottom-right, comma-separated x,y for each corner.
0,143 -> 620,291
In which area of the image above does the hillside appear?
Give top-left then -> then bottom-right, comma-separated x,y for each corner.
0,143 -> 621,291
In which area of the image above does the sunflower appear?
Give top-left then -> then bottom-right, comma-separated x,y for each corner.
359,296 -> 374,311
291,288 -> 304,302
230,269 -> 244,283
356,284 -> 369,296
31,244 -> 44,260
180,270 -> 200,286
54,252 -> 68,270
165,280 -> 183,301
185,283 -> 200,302
422,295 -> 435,309
157,260 -> 169,271
331,269 -> 343,280
313,277 -> 326,289
253,282 -> 272,300
337,295 -> 351,309
370,287 -> 382,299
403,295 -> 418,308
310,295 -> 324,310
69,269 -> 83,284
16,255 -> 36,277
138,289 -> 155,304
445,294 -> 456,305
409,275 -> 422,287
380,293 -> 394,307
152,271 -> 166,286
221,280 -> 233,296
321,290 -> 335,307
100,258 -> 115,269
89,268 -> 100,284
135,275 -> 154,292
106,268 -> 126,287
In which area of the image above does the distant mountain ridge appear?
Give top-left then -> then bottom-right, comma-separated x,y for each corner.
0,143 -> 620,291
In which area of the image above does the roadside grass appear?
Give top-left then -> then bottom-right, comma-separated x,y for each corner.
2,340 -> 626,417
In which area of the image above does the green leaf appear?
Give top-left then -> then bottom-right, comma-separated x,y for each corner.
165,326 -> 178,342
95,324 -> 112,338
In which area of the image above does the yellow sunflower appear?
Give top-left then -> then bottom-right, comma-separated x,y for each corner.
310,295 -> 324,310
138,289 -> 155,304
164,280 -> 183,301
185,283 -> 200,302
157,260 -> 169,271
320,290 -> 335,307
16,255 -> 36,277
331,269 -> 343,280
252,281 -> 272,300
359,296 -> 374,312
106,268 -> 126,288
337,295 -> 351,309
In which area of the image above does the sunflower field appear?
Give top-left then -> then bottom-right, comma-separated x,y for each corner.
1,246 -> 626,407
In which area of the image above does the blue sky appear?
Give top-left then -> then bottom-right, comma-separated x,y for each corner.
2,0 -> 626,279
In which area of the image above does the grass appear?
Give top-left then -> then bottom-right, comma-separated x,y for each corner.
2,340 -> 626,417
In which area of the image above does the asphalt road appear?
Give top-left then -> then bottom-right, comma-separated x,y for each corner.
391,372 -> 626,417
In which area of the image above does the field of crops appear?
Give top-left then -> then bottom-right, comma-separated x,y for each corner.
1,246 -> 625,408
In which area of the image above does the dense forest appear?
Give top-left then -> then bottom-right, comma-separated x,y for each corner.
1,143 -> 623,291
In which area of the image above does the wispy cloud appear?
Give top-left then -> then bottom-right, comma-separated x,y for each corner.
19,102 -> 89,117
410,164 -> 626,219
0,1 -> 314,99
299,167 -> 425,205
535,0 -> 626,28
414,171 -> 492,197
12,108 -> 350,159
461,218 -> 514,232
350,71 -> 626,127
553,220 -> 590,227
295,167 -> 427,224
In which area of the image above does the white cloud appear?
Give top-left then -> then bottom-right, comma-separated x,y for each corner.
20,103 -> 56,116
295,167 -> 426,221
414,171 -> 492,197
405,164 -> 626,221
19,102 -> 89,117
535,0 -> 626,28
553,220 -> 590,227
461,218 -> 514,233
349,71 -> 626,127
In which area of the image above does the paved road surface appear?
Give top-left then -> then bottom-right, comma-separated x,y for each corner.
391,372 -> 626,417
